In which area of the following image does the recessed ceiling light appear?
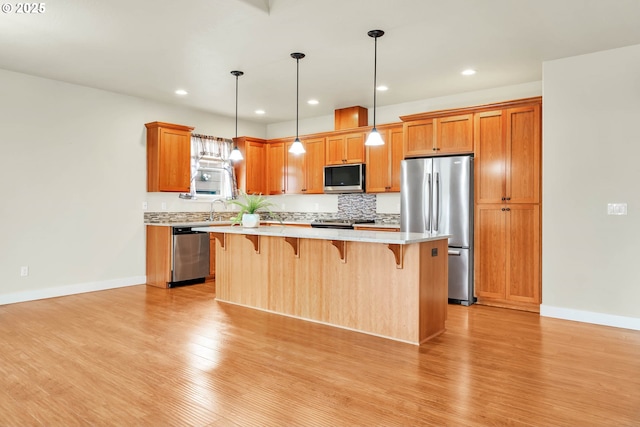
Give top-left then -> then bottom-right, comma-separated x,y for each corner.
255,109 -> 266,115
377,85 -> 388,91
307,99 -> 319,105
175,89 -> 188,95
461,69 -> 476,76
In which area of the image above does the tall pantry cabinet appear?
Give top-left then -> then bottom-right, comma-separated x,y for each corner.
474,100 -> 542,312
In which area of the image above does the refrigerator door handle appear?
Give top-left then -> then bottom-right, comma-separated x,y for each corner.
448,249 -> 461,256
434,172 -> 440,232
425,172 -> 432,231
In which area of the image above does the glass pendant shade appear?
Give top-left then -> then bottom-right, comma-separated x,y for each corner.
289,138 -> 305,154
229,145 -> 243,161
365,127 -> 384,146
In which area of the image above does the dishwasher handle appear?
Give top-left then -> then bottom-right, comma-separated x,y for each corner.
172,227 -> 206,235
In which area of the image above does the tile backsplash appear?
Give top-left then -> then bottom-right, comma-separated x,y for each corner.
144,193 -> 399,224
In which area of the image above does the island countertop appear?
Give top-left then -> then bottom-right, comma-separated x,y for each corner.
192,225 -> 448,245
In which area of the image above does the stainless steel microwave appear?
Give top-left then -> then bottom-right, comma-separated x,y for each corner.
323,163 -> 365,193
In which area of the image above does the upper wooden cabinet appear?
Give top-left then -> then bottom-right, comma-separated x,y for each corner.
266,141 -> 286,195
233,137 -> 266,195
286,137 -> 325,194
334,106 -> 368,130
403,114 -> 473,157
145,121 -> 194,192
366,124 -> 404,193
475,104 -> 541,204
326,132 -> 365,165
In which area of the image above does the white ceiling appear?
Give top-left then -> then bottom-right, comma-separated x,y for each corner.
2,0 -> 640,124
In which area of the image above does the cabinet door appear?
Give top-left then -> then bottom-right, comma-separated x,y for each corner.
344,132 -> 365,163
246,141 -> 266,194
304,137 -> 325,194
158,127 -> 191,192
436,114 -> 473,154
506,105 -> 541,204
365,141 -> 388,193
475,204 -> 541,305
388,126 -> 404,192
286,140 -> 306,194
404,119 -> 435,157
365,126 -> 403,193
506,204 -> 540,304
326,135 -> 345,165
266,142 -> 286,195
146,122 -> 193,193
474,110 -> 506,204
474,204 -> 507,299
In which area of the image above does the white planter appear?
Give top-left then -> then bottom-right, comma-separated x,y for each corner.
242,213 -> 260,228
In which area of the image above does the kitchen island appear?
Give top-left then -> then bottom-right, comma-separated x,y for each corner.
193,225 -> 449,345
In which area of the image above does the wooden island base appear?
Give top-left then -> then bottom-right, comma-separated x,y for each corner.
213,232 -> 448,345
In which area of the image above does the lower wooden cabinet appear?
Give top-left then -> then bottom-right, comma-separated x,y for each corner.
474,203 -> 541,311
208,233 -> 216,280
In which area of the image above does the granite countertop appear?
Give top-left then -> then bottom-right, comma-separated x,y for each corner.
192,225 -> 446,245
145,220 -> 235,227
144,220 -> 400,228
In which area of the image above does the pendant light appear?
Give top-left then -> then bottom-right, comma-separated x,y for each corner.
289,52 -> 306,155
365,29 -> 385,146
229,70 -> 244,161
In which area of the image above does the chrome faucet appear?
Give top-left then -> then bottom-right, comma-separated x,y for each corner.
209,199 -> 228,221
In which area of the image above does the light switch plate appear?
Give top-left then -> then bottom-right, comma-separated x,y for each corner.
607,203 -> 627,215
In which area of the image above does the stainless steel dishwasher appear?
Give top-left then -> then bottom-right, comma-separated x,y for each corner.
171,226 -> 210,287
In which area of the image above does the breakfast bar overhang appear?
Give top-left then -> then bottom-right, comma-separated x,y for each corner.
194,225 -> 449,345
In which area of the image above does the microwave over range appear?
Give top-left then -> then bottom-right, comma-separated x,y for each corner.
323,163 -> 365,193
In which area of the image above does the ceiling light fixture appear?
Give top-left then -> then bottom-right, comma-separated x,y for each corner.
289,52 -> 306,155
255,109 -> 266,115
307,99 -> 319,105
365,29 -> 385,147
377,85 -> 388,91
462,69 -> 476,76
229,70 -> 244,162
175,89 -> 188,95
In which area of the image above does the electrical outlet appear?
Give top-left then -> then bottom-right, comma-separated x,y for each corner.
314,203 -> 319,211
142,201 -> 148,210
20,266 -> 29,277
607,203 -> 627,215
161,202 -> 167,210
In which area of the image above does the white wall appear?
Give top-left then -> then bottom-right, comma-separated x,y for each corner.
542,44 -> 640,328
0,69 -> 265,304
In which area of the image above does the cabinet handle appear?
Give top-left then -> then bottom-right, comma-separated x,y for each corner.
501,197 -> 506,201
432,148 -> 437,151
506,197 -> 511,201
501,208 -> 505,211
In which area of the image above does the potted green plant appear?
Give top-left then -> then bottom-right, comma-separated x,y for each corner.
229,192 -> 276,227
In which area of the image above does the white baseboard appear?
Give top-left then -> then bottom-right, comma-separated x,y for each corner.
0,276 -> 146,306
540,305 -> 640,331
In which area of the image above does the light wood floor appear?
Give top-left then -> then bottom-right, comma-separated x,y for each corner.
1,282 -> 639,426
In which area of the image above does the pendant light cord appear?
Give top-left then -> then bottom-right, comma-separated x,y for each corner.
296,56 -> 300,139
235,74 -> 239,138
373,35 -> 377,129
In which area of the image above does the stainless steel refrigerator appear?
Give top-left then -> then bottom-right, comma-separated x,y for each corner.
400,156 -> 474,305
